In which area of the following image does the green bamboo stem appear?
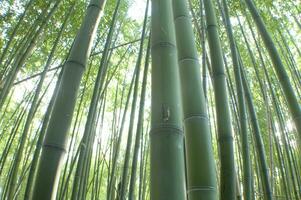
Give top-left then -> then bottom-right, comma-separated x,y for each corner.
107,69 -> 136,200
6,6 -> 73,199
172,0 -> 218,199
71,1 -> 121,199
31,1 -> 106,199
220,1 -> 253,199
150,0 -> 186,198
239,59 -> 273,200
203,0 -> 236,198
119,4 -> 148,200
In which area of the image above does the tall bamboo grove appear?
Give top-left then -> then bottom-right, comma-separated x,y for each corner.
0,0 -> 300,199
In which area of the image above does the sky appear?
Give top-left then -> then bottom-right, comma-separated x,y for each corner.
127,0 -> 148,21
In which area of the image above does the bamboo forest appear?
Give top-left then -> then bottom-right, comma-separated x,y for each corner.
0,0 -> 300,199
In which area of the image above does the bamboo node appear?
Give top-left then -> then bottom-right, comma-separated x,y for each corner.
43,142 -> 67,153
187,186 -> 216,193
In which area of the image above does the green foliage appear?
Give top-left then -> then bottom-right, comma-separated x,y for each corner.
0,0 -> 300,199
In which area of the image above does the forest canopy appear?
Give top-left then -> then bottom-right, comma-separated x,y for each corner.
0,0 -> 300,199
